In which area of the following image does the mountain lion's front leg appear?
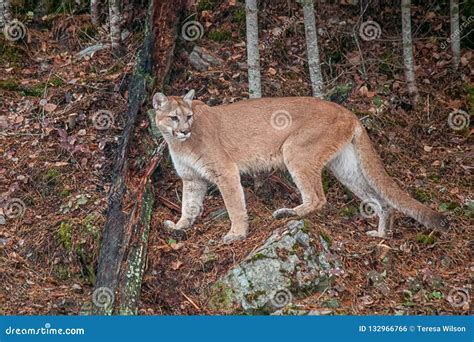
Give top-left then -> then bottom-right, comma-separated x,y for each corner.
164,177 -> 208,231
216,167 -> 248,244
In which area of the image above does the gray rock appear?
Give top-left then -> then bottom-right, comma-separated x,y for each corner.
193,46 -> 221,66
188,46 -> 222,71
272,307 -> 333,316
209,220 -> 342,314
188,50 -> 210,71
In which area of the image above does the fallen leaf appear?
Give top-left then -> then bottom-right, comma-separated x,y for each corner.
44,103 -> 57,113
171,260 -> 183,270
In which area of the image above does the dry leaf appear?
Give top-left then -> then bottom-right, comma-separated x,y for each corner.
171,260 -> 183,270
44,103 -> 57,113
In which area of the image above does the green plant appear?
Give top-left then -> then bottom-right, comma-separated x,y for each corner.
415,233 -> 436,245
208,29 -> 232,42
42,168 -> 61,185
58,221 -> 73,251
197,0 -> 218,11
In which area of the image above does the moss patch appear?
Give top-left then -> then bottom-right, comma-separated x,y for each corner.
209,282 -> 235,311
42,168 -> 61,186
208,29 -> 232,42
414,188 -> 431,203
58,221 -> 73,251
415,233 -> 436,245
0,44 -> 22,64
197,0 -> 218,11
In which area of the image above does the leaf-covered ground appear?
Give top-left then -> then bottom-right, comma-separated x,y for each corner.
0,1 -> 472,315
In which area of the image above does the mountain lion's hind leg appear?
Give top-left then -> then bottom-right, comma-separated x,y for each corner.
366,206 -> 394,238
164,178 -> 207,231
273,134 -> 335,219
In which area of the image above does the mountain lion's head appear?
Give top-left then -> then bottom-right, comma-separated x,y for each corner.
153,90 -> 195,142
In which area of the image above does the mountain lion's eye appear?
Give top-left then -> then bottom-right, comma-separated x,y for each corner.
170,116 -> 179,122
187,115 -> 192,121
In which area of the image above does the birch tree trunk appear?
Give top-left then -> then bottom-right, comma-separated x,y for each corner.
91,0 -> 100,26
450,0 -> 460,69
299,0 -> 324,98
245,0 -> 262,98
0,0 -> 5,28
0,0 -> 11,27
109,0 -> 122,51
401,0 -> 419,105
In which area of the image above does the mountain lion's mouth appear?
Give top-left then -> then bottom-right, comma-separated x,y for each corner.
176,132 -> 191,141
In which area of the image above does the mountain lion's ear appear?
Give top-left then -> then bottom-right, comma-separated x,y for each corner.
183,89 -> 195,107
153,92 -> 169,110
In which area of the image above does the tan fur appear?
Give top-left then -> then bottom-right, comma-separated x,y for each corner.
153,91 -> 449,243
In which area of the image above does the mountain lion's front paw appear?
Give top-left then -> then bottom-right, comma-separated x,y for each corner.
223,232 -> 247,244
272,208 -> 297,219
366,230 -> 386,238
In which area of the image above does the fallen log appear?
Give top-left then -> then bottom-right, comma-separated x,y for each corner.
92,0 -> 186,315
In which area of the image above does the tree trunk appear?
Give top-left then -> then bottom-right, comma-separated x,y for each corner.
245,0 -> 262,98
0,0 -> 11,27
93,13 -> 155,315
450,0 -> 460,69
91,0 -> 100,26
401,0 -> 419,105
299,0 -> 324,98
109,0 -> 122,51
93,0 -> 186,316
0,0 -> 5,28
33,0 -> 48,19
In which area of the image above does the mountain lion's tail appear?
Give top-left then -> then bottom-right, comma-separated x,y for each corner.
353,124 -> 449,231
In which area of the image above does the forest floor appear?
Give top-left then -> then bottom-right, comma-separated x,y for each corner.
0,1 -> 472,315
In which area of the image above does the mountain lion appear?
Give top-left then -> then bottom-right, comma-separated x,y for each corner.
153,90 -> 449,244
